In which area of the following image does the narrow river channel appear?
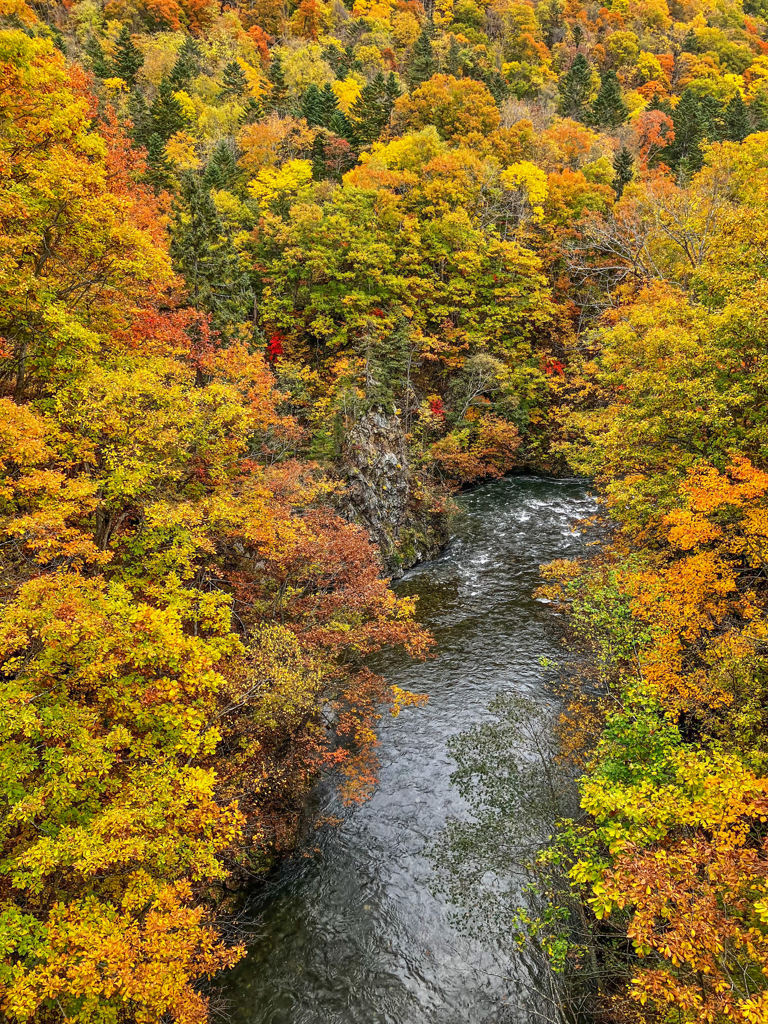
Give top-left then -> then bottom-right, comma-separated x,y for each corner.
222,476 -> 596,1024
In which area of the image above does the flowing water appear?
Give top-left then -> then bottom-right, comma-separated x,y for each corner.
223,476 -> 596,1024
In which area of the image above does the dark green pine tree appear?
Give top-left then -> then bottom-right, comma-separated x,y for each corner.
168,35 -> 202,90
484,68 -> 509,104
385,72 -> 402,106
349,72 -> 401,145
240,97 -> 263,124
112,26 -> 144,86
698,92 -> 725,142
648,93 -> 673,116
408,27 -> 437,87
128,89 -> 154,148
311,130 -> 328,179
220,59 -> 248,98
722,91 -> 751,142
145,133 -> 172,191
557,53 -> 593,121
446,35 -> 461,76
319,82 -> 340,126
590,70 -> 629,129
324,42 -> 350,79
665,88 -> 720,174
749,90 -> 768,132
612,146 -> 634,198
267,53 -> 289,112
350,75 -> 384,145
300,84 -> 326,127
150,78 -> 190,142
171,174 -> 253,333
203,140 -> 239,190
328,111 -> 352,138
85,35 -> 111,78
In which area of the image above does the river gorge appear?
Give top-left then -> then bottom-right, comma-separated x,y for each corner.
223,476 -> 596,1024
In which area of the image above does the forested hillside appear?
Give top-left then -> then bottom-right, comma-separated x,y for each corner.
2,0 -> 768,1015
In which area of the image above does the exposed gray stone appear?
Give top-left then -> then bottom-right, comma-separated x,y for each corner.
341,407 -> 449,575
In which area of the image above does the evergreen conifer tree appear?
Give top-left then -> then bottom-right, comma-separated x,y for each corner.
220,60 -> 248,98
171,174 -> 253,332
350,74 -> 386,144
666,88 -> 718,173
300,84 -> 326,126
648,93 -> 673,115
320,82 -> 340,125
112,26 -> 144,86
203,140 -> 239,190
590,69 -> 629,128
267,53 -> 289,112
85,35 -> 110,78
408,27 -> 437,87
557,53 -> 593,120
612,146 -> 634,198
311,131 -> 327,178
749,90 -> 768,132
722,91 -> 751,142
150,78 -> 190,141
350,72 -> 400,145
146,133 -> 172,191
329,111 -> 352,138
698,92 -> 725,141
324,42 -> 350,78
484,69 -> 509,104
128,89 -> 153,148
385,72 -> 402,107
446,35 -> 461,76
168,36 -> 202,90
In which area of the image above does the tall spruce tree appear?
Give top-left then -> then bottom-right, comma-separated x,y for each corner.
300,83 -> 326,126
171,174 -> 253,332
722,91 -> 751,142
484,68 -> 509,104
146,134 -> 172,191
112,26 -> 144,86
267,53 -> 289,112
350,72 -> 401,144
612,146 -> 634,198
750,90 -> 768,132
558,53 -> 593,120
324,42 -> 351,78
590,70 -> 629,128
128,89 -> 153,148
446,35 -> 461,76
319,82 -> 340,125
168,36 -> 202,90
408,27 -> 437,87
85,35 -> 110,78
665,88 -> 721,174
203,140 -> 239,190
150,78 -> 190,142
385,71 -> 402,105
220,59 -> 248,98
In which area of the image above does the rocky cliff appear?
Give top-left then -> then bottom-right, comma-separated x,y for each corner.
341,407 -> 449,575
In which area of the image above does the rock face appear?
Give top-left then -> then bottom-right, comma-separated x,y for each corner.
342,407 -> 447,575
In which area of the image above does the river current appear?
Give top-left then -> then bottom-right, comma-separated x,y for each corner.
222,476 -> 596,1024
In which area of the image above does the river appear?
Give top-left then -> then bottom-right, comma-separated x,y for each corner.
222,475 -> 596,1024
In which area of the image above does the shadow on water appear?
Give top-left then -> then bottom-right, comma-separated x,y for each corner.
220,476 -> 596,1024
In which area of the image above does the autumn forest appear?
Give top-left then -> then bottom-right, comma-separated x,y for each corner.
1,0 -> 768,1013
